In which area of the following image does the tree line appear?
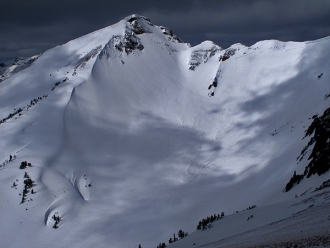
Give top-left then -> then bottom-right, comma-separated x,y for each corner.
196,212 -> 224,230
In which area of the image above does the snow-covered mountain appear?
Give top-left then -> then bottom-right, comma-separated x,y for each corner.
0,15 -> 329,248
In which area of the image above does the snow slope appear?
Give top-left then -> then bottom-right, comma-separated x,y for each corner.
0,15 -> 329,248
171,188 -> 330,248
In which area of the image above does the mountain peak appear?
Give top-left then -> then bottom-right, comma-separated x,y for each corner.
124,14 -> 151,23
124,14 -> 153,35
123,14 -> 185,44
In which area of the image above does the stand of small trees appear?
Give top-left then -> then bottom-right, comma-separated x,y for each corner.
156,242 -> 166,248
247,215 -> 254,221
246,205 -> 257,210
19,161 -> 32,169
52,214 -> 61,229
177,230 -> 188,239
20,172 -> 35,204
0,108 -> 23,125
167,230 -> 188,244
314,179 -> 330,192
196,212 -> 224,230
0,94 -> 48,126
301,108 -> 330,177
0,154 -> 17,169
51,78 -> 68,91
324,93 -> 330,100
168,233 -> 178,244
285,171 -> 304,192
285,107 -> 330,192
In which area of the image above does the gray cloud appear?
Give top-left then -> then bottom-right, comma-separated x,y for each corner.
1,0 -> 330,61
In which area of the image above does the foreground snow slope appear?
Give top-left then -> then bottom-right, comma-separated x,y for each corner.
0,15 -> 329,248
172,188 -> 330,248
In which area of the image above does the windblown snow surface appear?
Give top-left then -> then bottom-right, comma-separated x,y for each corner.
0,15 -> 330,248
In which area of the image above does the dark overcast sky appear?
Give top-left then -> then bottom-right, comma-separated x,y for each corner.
1,0 -> 330,62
